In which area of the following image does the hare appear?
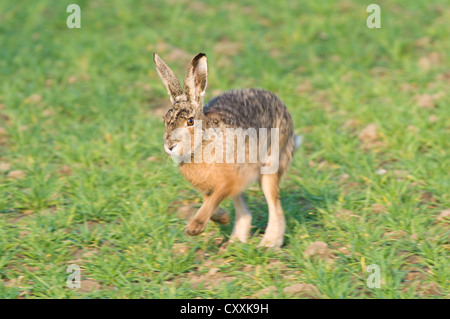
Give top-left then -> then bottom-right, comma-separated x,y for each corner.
153,52 -> 300,249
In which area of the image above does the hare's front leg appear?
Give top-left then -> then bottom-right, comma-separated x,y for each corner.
258,173 -> 285,249
185,189 -> 229,236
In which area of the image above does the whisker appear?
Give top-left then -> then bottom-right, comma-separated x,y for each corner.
146,144 -> 165,153
153,154 -> 169,177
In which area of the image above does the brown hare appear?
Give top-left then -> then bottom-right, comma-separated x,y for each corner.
153,52 -> 300,249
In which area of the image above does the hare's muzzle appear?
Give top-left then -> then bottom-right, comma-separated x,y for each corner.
164,142 -> 179,155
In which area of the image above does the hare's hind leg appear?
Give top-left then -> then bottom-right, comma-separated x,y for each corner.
210,206 -> 230,225
230,194 -> 252,243
258,173 -> 285,249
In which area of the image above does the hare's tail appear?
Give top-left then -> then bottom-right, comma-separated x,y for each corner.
278,133 -> 302,178
294,134 -> 303,151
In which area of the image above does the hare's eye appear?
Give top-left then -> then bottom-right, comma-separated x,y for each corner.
187,117 -> 194,126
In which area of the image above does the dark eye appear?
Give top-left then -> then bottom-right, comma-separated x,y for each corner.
187,117 -> 194,126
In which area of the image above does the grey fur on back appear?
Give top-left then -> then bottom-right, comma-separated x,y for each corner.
204,88 -> 296,177
204,88 -> 291,130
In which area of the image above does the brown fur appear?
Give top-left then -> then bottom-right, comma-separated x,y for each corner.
153,52 -> 299,248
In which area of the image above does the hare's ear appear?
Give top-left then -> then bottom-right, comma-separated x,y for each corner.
153,53 -> 184,104
184,53 -> 207,105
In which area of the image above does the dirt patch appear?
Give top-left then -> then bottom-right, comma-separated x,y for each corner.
252,286 -> 277,298
7,170 -> 26,180
335,209 -> 360,220
283,283 -> 320,298
0,127 -> 8,146
418,282 -> 442,296
419,191 -> 437,205
428,114 -> 439,123
163,47 -> 192,64
336,245 -> 352,257
214,39 -> 241,57
67,248 -> 100,265
437,209 -> 450,223
24,94 -> 43,104
342,118 -> 360,131
172,242 -> 192,255
188,267 -> 236,290
416,94 -> 435,108
57,165 -> 73,176
0,161 -> 11,171
304,241 -> 334,263
371,203 -> 387,214
418,52 -> 440,72
78,278 -> 102,293
358,124 -> 386,150
382,230 -> 408,240
416,92 -> 445,109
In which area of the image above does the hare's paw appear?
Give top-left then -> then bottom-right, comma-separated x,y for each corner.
185,220 -> 206,236
257,237 -> 283,250
210,208 -> 230,225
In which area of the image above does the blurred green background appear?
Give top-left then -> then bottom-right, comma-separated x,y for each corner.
0,0 -> 448,298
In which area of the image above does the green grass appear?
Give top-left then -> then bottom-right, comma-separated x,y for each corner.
0,0 -> 449,299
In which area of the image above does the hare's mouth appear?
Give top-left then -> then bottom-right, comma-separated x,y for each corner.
164,142 -> 188,157
164,142 -> 193,164
164,142 -> 183,157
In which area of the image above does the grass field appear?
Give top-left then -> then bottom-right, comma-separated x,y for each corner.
0,0 -> 449,299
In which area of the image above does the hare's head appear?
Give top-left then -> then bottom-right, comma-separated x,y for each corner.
153,53 -> 208,159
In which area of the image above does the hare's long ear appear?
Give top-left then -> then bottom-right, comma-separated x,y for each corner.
153,53 -> 184,104
184,53 -> 208,105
